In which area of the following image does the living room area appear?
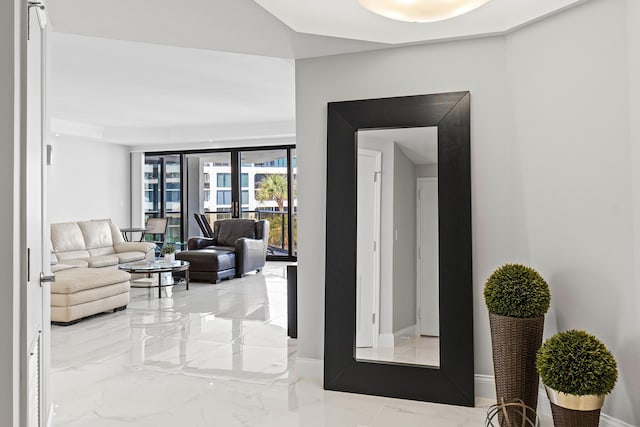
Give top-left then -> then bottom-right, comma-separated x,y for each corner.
5,0 -> 640,426
45,3 -> 304,425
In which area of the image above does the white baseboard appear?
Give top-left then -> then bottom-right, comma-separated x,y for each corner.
378,326 -> 417,347
393,325 -> 416,345
378,333 -> 395,347
290,362 -> 631,426
295,357 -> 323,379
599,414 -> 636,427
474,374 -> 496,402
46,402 -> 54,427
474,375 -> 631,427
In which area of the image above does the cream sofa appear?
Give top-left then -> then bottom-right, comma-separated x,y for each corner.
50,220 -> 156,324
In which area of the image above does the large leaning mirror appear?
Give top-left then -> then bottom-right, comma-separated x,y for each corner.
355,126 -> 440,368
325,92 -> 473,406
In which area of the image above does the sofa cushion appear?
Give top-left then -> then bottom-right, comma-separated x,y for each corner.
89,247 -> 116,257
216,220 -> 255,246
109,222 -> 126,244
116,251 -> 146,263
114,241 -> 155,254
78,220 -> 114,249
51,281 -> 130,307
87,255 -> 119,268
51,263 -> 78,273
51,222 -> 86,252
56,250 -> 90,262
176,249 -> 235,272
52,268 -> 131,294
57,259 -> 89,268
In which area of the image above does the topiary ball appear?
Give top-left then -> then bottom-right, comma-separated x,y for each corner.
536,330 -> 618,396
484,263 -> 550,318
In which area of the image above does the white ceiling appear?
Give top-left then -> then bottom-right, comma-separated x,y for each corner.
47,0 -> 592,57
49,33 -> 296,145
46,0 -> 594,146
46,0 -> 388,60
360,127 -> 438,165
255,0 -> 590,44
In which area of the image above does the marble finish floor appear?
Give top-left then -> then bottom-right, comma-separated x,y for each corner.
51,262 -> 493,426
356,336 -> 440,367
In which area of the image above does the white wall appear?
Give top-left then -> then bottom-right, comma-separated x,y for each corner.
415,163 -> 437,178
505,0 -> 635,421
47,137 -> 131,227
296,0 -> 639,424
297,31 -> 513,374
392,144 -> 416,332
627,0 -> 640,421
0,1 -> 21,424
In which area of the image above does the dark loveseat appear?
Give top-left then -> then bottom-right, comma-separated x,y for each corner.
176,219 -> 269,283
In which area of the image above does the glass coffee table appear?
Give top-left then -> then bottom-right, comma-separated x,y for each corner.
118,259 -> 190,298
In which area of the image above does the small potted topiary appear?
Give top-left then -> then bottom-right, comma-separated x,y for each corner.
160,243 -> 176,262
484,263 -> 551,423
537,330 -> 617,427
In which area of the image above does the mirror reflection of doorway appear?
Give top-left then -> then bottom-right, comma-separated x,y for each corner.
355,127 -> 440,367
355,149 -> 381,349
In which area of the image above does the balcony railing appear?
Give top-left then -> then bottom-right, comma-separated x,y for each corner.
203,209 -> 297,257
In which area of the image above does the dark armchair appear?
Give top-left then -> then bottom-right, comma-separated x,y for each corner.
186,219 -> 269,277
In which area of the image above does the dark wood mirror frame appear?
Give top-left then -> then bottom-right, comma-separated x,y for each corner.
324,92 -> 474,406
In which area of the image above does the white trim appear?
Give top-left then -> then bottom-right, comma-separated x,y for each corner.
378,333 -> 395,348
50,118 -> 297,147
474,374 -> 497,401
393,324 -> 416,345
295,357 -> 323,379
357,148 -> 382,348
600,413 -> 636,427
45,402 -> 53,427
287,367 -> 631,426
474,374 -> 631,427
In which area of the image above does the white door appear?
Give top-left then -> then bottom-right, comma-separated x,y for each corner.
417,178 -> 439,337
25,2 -> 50,426
356,149 -> 381,348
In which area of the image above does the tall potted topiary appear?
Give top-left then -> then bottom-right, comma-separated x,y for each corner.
484,263 -> 551,423
537,330 -> 617,427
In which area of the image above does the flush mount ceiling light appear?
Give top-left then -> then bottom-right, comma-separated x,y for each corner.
358,0 -> 492,23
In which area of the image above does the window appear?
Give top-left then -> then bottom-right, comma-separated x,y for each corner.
254,158 -> 287,167
217,173 -> 231,187
242,190 -> 249,205
216,173 -> 247,188
216,190 -> 232,205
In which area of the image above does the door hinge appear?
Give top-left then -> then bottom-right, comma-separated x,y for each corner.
27,1 -> 46,40
418,247 -> 421,260
27,248 -> 30,282
373,240 -> 376,251
372,313 -> 376,324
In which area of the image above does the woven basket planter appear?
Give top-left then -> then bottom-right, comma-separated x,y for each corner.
550,403 -> 600,427
546,386 -> 604,427
489,313 -> 545,424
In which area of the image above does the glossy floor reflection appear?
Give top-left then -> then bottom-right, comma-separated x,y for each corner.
52,262 -> 493,426
356,336 -> 440,366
